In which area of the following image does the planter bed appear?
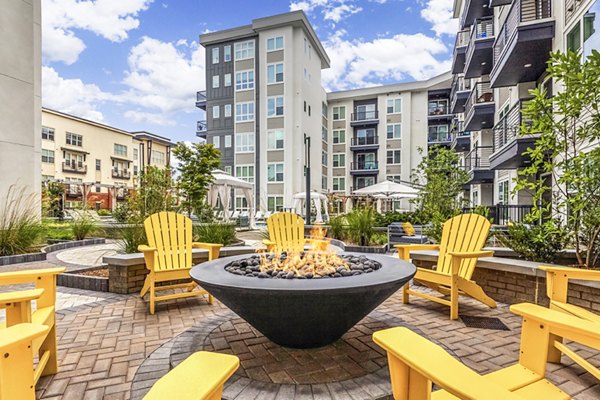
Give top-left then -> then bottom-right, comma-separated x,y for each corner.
57,266 -> 109,292
328,238 -> 388,254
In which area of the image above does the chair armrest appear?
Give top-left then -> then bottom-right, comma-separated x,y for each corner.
0,267 -> 66,286
539,266 -> 600,282
0,289 -> 44,308
262,239 -> 275,246
0,323 -> 50,350
192,242 -> 223,249
447,250 -> 494,259
138,245 -> 157,253
373,327 -> 522,400
394,244 -> 439,261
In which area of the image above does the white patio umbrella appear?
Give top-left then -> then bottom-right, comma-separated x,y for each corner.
352,180 -> 419,197
208,169 -> 255,228
292,191 -> 329,223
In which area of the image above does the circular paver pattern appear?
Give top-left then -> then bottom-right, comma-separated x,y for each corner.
54,242 -> 120,268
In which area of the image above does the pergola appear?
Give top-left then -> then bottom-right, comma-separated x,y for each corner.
292,191 -> 329,223
207,169 -> 255,228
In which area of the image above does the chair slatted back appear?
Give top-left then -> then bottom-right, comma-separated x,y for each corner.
267,212 -> 305,253
437,214 -> 491,280
144,212 -> 193,271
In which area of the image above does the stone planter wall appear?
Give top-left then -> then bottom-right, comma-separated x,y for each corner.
0,238 -> 107,266
57,267 -> 109,292
327,238 -> 388,254
103,246 -> 257,294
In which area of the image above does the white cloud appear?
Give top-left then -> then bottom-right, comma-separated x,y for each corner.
124,110 -> 176,126
290,0 -> 362,24
42,0 -> 152,64
322,30 -> 451,90
420,0 -> 458,36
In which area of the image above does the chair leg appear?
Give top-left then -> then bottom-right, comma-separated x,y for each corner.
450,276 -> 459,320
547,334 -> 563,364
140,276 -> 151,298
208,293 -> 214,305
402,283 -> 410,304
149,283 -> 156,315
40,325 -> 58,376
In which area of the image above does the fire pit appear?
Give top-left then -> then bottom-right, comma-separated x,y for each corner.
190,252 -> 415,348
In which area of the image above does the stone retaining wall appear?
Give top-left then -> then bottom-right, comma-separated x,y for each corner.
0,238 -> 107,266
57,267 -> 109,292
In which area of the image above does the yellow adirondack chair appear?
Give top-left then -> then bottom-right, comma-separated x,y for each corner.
139,212 -> 223,314
0,323 -> 51,400
373,302 -> 600,400
396,214 -> 495,320
144,351 -> 239,400
0,267 -> 65,389
262,212 -> 328,253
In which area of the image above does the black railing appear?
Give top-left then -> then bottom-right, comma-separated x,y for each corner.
462,205 -> 534,225
464,81 -> 494,120
112,169 -> 131,179
428,130 -> 452,143
351,136 -> 379,146
196,91 -> 206,102
465,146 -> 493,171
197,120 -> 207,133
428,102 -> 450,116
492,100 -> 533,152
350,162 -> 379,171
351,110 -> 378,121
451,75 -> 471,101
465,16 -> 494,66
62,161 -> 87,174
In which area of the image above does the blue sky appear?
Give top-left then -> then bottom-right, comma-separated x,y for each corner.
41,0 -> 456,143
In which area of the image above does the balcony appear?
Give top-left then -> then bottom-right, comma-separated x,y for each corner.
428,100 -> 452,122
464,17 -> 494,79
490,101 -> 538,170
462,204 -> 534,225
465,146 -> 494,184
490,0 -> 554,88
450,75 -> 472,114
112,169 -> 132,179
350,136 -> 379,151
66,184 -> 82,197
428,128 -> 452,147
62,161 -> 87,174
464,81 -> 495,131
350,161 -> 379,175
459,0 -> 493,29
350,110 -> 379,126
196,120 -> 207,139
195,90 -> 206,110
452,29 -> 470,74
451,121 -> 471,152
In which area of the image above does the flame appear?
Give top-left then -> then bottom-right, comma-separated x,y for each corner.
259,224 -> 349,277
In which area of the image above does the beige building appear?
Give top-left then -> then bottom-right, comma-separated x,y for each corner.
0,0 -> 41,210
41,108 -> 172,209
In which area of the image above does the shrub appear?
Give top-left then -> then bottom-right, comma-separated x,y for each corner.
328,215 -> 347,240
113,202 -> 132,223
374,210 -> 430,227
370,232 -> 388,246
97,209 -> 111,216
346,207 -> 375,246
193,223 -> 237,246
0,186 -> 44,256
497,220 -> 569,263
118,224 -> 147,254
70,212 -> 97,240
43,221 -> 74,241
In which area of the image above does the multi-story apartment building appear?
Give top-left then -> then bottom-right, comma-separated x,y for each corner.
197,10 -> 452,215
41,108 -> 172,209
450,0 -> 600,223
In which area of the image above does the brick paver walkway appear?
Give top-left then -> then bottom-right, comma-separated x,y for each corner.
23,284 -> 600,400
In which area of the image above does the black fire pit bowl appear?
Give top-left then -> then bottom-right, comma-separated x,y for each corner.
190,252 -> 415,349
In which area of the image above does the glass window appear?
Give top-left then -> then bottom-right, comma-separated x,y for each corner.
387,175 -> 402,183
235,70 -> 254,91
235,164 -> 254,183
267,163 -> 284,182
322,151 -> 328,166
332,106 -> 346,120
224,73 -> 231,87
322,175 -> 327,190
568,22 -> 582,52
235,102 -> 254,122
332,177 -> 345,191
498,180 -> 510,205
114,144 -> 127,157
96,159 -> 101,171
333,129 -> 346,144
224,135 -> 232,148
267,96 -> 284,117
584,3 -> 600,58
235,132 -> 255,152
267,36 -> 284,51
267,63 -> 284,84
212,47 -> 219,64
267,196 -> 284,212
387,98 -> 402,114
235,196 -> 249,211
322,102 -> 328,118
224,104 -> 232,117
212,105 -> 220,119
224,45 -> 231,62
387,124 -> 401,139
66,132 -> 82,146
332,153 -> 346,167
224,165 -> 232,174
133,148 -> 138,160
322,127 -> 328,142
212,75 -> 220,88
387,150 -> 401,164
151,150 -> 165,165
42,126 -> 54,141
41,149 -> 55,163
234,40 -> 255,60
213,136 -> 220,149
267,129 -> 284,150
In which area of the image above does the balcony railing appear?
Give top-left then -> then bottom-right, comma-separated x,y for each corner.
428,131 -> 452,144
493,101 -> 533,152
197,120 -> 207,134
196,91 -> 206,102
455,29 -> 470,49
62,161 -> 87,174
428,102 -> 450,116
464,81 -> 494,119
462,204 -> 534,225
450,75 -> 471,101
112,169 -> 131,179
465,16 -> 494,63
494,0 -> 552,65
465,146 -> 493,171
350,162 -> 379,171
350,136 -> 379,147
351,110 -> 378,122
66,185 -> 82,197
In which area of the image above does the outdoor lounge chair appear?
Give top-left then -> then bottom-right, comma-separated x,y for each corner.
387,222 -> 428,245
373,303 -> 597,400
139,212 -> 223,314
396,213 -> 495,320
262,212 -> 328,253
0,267 -> 65,396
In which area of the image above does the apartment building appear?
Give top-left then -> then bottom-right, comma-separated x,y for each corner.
197,10 -> 452,214
450,0 -> 600,222
41,108 -> 172,209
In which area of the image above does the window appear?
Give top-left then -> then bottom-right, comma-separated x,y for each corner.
387,175 -> 401,184
267,129 -> 284,150
332,106 -> 346,120
42,126 -> 54,141
332,153 -> 346,167
387,150 -> 401,164
114,144 -> 127,157
387,124 -> 401,139
322,151 -> 328,166
212,105 -> 220,119
235,70 -> 254,91
213,136 -> 220,149
266,36 -> 284,51
356,176 -> 375,189
224,104 -> 232,117
322,175 -> 327,190
333,129 -> 346,144
151,150 -> 165,165
472,190 -> 479,206
235,196 -> 249,211
235,102 -> 254,122
234,40 -> 254,60
498,180 -> 510,205
267,63 -> 284,84
224,165 -> 232,175
267,96 -> 284,117
332,177 -> 345,191
235,132 -> 255,152
322,102 -> 328,118
212,47 -> 219,64
66,132 -> 82,146
267,163 -> 284,182
322,127 -> 328,142
134,165 -> 138,175
568,22 -> 581,52
267,196 -> 284,212
224,73 -> 232,87
96,159 -> 101,171
133,148 -> 138,160
95,184 -> 101,193
428,99 -> 449,115
65,152 -> 83,166
212,75 -> 220,88
235,164 -> 254,183
224,45 -> 231,62
224,135 -> 232,148
41,149 -> 55,163
387,98 -> 401,114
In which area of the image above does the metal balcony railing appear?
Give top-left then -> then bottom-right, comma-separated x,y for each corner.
428,101 -> 450,116
350,162 -> 379,171
351,110 -> 378,121
450,75 -> 472,101
428,130 -> 452,143
465,16 -> 494,65
455,29 -> 470,49
465,146 -> 493,171
62,161 -> 87,174
464,81 -> 494,119
451,121 -> 471,137
197,120 -> 207,133
196,91 -> 206,102
112,169 -> 131,179
350,136 -> 379,146
462,204 -> 534,225
493,101 -> 533,152
494,0 -> 552,65
66,185 -> 82,196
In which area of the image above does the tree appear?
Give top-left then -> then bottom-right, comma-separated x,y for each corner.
411,146 -> 470,241
172,142 -> 221,217
517,50 -> 600,267
130,166 -> 176,219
